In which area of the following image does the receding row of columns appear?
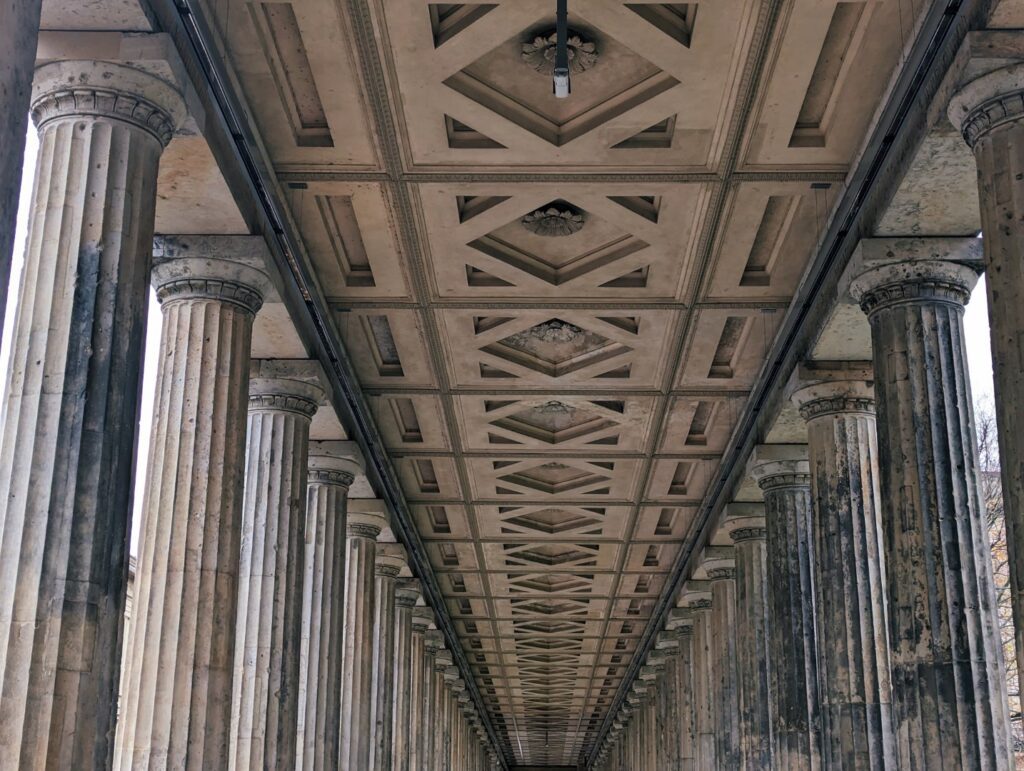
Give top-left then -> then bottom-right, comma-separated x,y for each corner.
0,58 -> 499,770
596,235 -> 1014,769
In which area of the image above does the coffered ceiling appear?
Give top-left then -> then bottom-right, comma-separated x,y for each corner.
199,0 -> 930,763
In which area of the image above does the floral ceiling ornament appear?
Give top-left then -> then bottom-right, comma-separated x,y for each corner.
522,30 -> 598,77
521,206 -> 586,237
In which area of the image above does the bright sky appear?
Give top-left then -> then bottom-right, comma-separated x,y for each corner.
0,127 -> 998,558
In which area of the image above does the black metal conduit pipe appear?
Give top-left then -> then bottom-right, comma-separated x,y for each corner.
585,0 -> 975,765
157,0 -> 509,764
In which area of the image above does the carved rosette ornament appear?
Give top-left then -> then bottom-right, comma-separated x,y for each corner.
522,30 -> 598,75
521,205 -> 586,237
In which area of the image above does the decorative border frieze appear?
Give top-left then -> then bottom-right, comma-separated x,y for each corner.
31,87 -> 179,146
756,471 -> 812,491
308,468 -> 355,488
729,526 -> 768,543
248,392 -> 320,419
957,89 -> 1024,148
856,278 -> 971,317
797,395 -> 875,421
156,278 -> 265,314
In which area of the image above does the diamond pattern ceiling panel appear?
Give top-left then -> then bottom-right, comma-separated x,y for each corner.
203,0 -> 933,762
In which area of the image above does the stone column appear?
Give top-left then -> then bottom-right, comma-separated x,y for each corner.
850,240 -> 1012,768
790,371 -> 895,769
0,60 -> 185,769
228,371 -> 322,770
724,503 -> 772,770
117,238 -> 269,769
339,500 -> 387,769
750,446 -> 823,770
652,632 -> 681,770
666,608 -> 696,770
422,628 -> 444,770
409,608 -> 435,771
704,547 -> 740,770
299,442 -> 361,771
440,663 -> 459,769
951,70 -> 1024,733
0,0 -> 42,337
680,582 -> 715,770
369,543 -> 407,770
392,580 -> 422,771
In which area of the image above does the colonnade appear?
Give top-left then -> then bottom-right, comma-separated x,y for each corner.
592,47 -> 1024,771
0,57 -> 499,770
6,20 -> 1024,771
595,232 -> 1016,769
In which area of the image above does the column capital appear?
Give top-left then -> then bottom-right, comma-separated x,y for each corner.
787,364 -> 876,422
395,578 -> 422,608
375,542 -> 407,578
655,629 -> 681,650
846,237 -> 982,317
679,580 -> 712,610
665,606 -> 693,632
249,376 -> 323,419
31,60 -> 187,145
700,545 -> 735,580
151,236 -> 273,313
747,444 -> 810,490
722,501 -> 767,542
424,629 -> 445,654
411,606 -> 436,633
346,499 -> 388,539
308,440 -> 363,487
949,61 -> 1024,147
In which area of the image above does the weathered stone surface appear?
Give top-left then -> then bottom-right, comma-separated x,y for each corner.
298,443 -> 360,771
749,447 -> 823,770
0,0 -> 41,347
229,374 -> 322,770
369,542 -> 407,770
724,503 -> 772,771
118,241 -> 269,769
667,608 -> 696,770
410,607 -> 434,771
704,547 -> 740,770
851,245 -> 1012,769
680,581 -> 715,770
951,68 -> 1024,747
392,579 -> 421,771
790,373 -> 895,770
424,628 -> 446,770
339,501 -> 387,770
0,59 -> 183,770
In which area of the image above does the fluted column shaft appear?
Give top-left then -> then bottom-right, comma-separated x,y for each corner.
687,595 -> 716,770
792,378 -> 895,769
409,610 -> 433,771
753,456 -> 823,769
851,252 -> 1011,769
707,562 -> 740,770
339,503 -> 386,769
671,618 -> 697,771
228,376 -> 321,770
422,630 -> 442,769
299,447 -> 356,771
0,0 -> 42,336
728,512 -> 772,770
392,581 -> 421,771
369,544 -> 406,771
952,71 -> 1024,737
118,241 -> 269,769
0,60 -> 184,770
